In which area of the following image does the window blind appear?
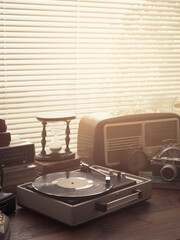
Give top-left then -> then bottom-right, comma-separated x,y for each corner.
1,0 -> 180,153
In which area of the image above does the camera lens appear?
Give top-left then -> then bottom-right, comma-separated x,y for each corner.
160,164 -> 177,182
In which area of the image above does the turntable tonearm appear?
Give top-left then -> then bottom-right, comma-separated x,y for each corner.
17,163 -> 151,226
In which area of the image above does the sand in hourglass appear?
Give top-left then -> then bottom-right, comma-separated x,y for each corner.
49,122 -> 63,153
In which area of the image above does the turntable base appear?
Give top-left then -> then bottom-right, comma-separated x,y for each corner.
17,165 -> 151,226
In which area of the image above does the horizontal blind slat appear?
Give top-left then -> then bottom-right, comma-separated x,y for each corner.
1,0 -> 180,153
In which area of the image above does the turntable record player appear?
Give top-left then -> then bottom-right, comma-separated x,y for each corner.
17,163 -> 151,226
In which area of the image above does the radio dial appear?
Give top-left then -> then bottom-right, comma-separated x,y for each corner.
123,148 -> 148,174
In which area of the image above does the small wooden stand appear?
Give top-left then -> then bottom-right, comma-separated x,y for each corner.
35,156 -> 81,176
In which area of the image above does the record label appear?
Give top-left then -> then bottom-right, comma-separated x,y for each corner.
52,177 -> 93,190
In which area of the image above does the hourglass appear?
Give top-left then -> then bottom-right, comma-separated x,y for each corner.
35,113 -> 76,162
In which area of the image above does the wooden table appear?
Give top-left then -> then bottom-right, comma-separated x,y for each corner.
9,189 -> 180,240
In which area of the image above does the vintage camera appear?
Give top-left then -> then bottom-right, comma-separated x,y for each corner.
151,156 -> 180,182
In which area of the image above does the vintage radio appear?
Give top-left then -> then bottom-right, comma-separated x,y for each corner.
77,112 -> 180,174
0,140 -> 35,168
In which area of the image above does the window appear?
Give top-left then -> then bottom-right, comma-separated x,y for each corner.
1,0 -> 180,153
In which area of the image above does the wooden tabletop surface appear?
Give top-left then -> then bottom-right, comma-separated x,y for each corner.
9,189 -> 180,240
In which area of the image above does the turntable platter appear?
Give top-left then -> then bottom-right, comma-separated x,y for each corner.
32,171 -> 112,198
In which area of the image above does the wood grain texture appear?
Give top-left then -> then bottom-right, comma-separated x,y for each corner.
9,189 -> 180,240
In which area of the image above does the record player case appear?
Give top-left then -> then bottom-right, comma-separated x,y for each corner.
17,165 -> 151,226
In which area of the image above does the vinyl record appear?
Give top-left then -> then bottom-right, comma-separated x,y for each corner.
32,171 -> 112,198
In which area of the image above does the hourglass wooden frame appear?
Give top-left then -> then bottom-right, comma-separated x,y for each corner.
35,115 -> 76,162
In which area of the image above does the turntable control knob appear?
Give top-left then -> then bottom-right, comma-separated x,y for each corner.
117,172 -> 122,179
105,176 -> 111,188
121,172 -> 126,178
